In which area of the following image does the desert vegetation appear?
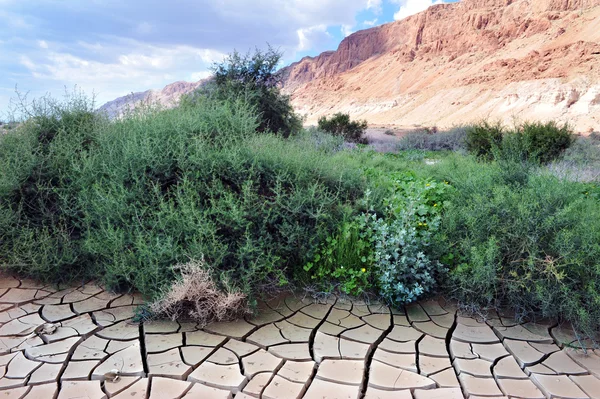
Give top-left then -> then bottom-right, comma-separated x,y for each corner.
317,112 -> 368,144
0,50 -> 598,339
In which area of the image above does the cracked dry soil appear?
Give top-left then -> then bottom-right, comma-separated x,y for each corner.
0,275 -> 599,398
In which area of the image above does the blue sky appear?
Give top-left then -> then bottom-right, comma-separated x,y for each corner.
0,0 -> 457,114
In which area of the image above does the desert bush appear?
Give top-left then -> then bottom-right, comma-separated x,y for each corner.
187,46 -> 302,137
294,126 -> 345,152
467,120 -> 575,164
0,91 -> 102,282
494,121 -> 575,164
150,260 -> 250,325
0,92 -> 366,302
318,113 -> 368,144
2,87 -> 598,336
80,107 -> 366,298
465,121 -> 504,160
430,156 -> 600,336
397,126 -> 468,152
521,121 -> 575,163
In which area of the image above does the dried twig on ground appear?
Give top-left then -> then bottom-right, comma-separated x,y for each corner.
150,260 -> 250,326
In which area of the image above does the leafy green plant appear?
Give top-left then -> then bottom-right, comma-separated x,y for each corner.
317,113 -> 368,144
493,121 -> 575,164
0,90 -> 101,283
520,121 -> 575,164
303,214 -> 374,296
2,86 -> 598,338
365,174 -> 450,305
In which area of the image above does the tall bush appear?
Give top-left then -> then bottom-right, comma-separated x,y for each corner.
318,113 -> 368,144
0,92 -> 101,282
465,121 -> 504,160
397,126 -> 468,152
187,46 -> 303,137
431,157 -> 600,336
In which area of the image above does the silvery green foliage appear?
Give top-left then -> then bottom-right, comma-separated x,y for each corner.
364,180 -> 444,305
297,127 -> 345,152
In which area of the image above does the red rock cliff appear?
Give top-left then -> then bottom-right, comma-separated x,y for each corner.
281,0 -> 600,131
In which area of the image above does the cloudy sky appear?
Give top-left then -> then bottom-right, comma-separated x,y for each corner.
0,0 -> 456,114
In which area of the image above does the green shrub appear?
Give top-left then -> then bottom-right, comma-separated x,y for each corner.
302,172 -> 451,304
465,121 -> 504,160
318,113 -> 368,144
2,88 -> 597,337
431,156 -> 600,336
0,92 -> 101,282
520,121 -> 575,163
467,120 -> 575,164
187,46 -> 303,138
0,93 -> 365,301
493,121 -> 575,164
294,126 -> 345,153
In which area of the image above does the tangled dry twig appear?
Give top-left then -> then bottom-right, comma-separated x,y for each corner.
150,260 -> 250,326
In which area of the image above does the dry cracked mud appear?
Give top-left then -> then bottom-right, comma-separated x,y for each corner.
0,275 -> 599,398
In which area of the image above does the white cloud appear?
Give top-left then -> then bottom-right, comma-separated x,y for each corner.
367,0 -> 383,13
77,41 -> 104,52
341,24 -> 354,37
392,0 -> 446,21
214,0 -> 379,53
17,42 -> 227,105
197,49 -> 225,64
297,25 -> 329,51
19,55 -> 37,71
0,10 -> 32,30
0,0 -> 386,110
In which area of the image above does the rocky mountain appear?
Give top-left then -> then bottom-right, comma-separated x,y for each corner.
99,79 -> 208,118
280,0 -> 600,132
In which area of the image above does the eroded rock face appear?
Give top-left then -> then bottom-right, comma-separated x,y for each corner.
281,0 -> 600,132
1,275 -> 599,398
